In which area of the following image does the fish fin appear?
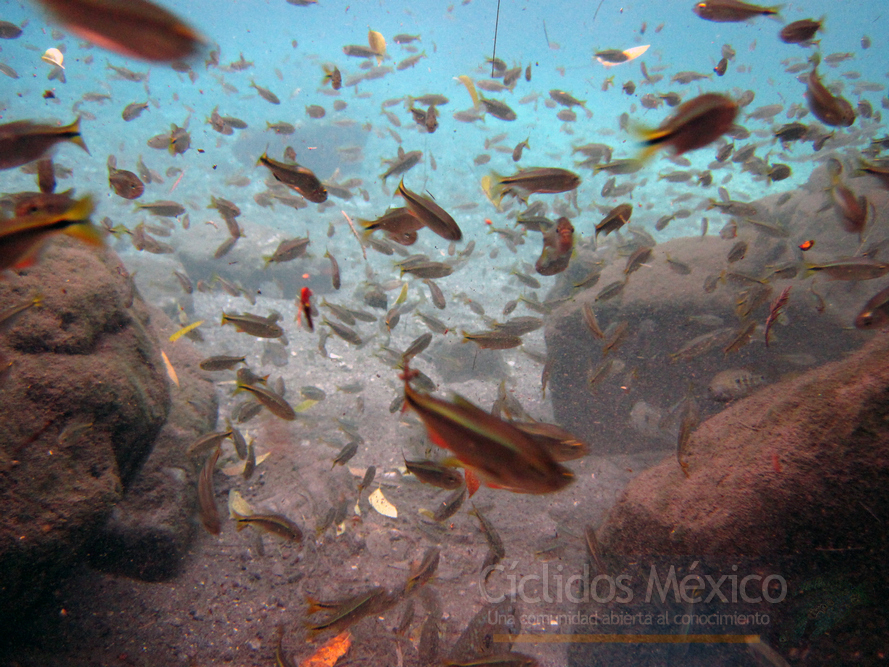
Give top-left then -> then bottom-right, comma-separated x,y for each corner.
64,117 -> 90,155
465,468 -> 480,497
63,222 -> 104,248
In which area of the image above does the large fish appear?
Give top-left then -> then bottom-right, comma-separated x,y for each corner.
400,365 -> 573,494
0,117 -> 88,170
34,0 -> 203,62
0,195 -> 102,271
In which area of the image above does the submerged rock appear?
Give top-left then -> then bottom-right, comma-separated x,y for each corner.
599,332 -> 889,556
0,237 -> 216,617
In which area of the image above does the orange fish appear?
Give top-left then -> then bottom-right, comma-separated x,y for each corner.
798,240 -> 815,251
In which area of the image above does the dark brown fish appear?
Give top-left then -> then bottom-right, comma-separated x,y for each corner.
780,18 -> 823,44
0,20 -> 23,39
0,118 -> 88,170
806,65 -> 856,127
258,152 -> 328,203
395,179 -> 462,241
855,284 -> 889,329
405,458 -> 464,489
488,168 -> 580,205
197,447 -> 221,535
595,203 -> 632,238
108,164 -> 145,200
693,0 -> 780,22
199,355 -> 246,371
479,97 -> 517,121
35,0 -> 203,61
639,93 -> 739,158
535,217 -> 574,276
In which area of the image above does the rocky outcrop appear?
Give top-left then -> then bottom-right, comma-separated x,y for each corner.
0,236 -> 216,618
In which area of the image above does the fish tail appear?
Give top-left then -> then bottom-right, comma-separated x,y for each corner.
63,222 -> 104,248
65,195 -> 96,222
220,313 -> 229,326
395,178 -> 407,198
485,171 -> 506,206
63,117 -> 90,155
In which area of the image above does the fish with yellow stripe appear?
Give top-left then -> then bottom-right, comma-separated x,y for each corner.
400,363 -> 574,494
0,195 -> 103,272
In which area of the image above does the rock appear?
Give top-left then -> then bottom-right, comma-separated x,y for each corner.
599,332 -> 889,556
87,306 -> 218,581
0,236 -> 216,617
542,166 -> 889,453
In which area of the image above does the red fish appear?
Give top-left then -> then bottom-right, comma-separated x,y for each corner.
300,286 -> 314,332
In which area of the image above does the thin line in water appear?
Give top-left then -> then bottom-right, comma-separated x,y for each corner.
491,0 -> 502,77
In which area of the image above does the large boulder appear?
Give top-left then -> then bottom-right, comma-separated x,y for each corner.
0,236 -> 214,617
544,163 -> 888,454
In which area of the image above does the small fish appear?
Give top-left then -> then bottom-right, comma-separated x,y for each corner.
708,369 -> 766,401
236,380 -> 296,420
333,440 -> 358,468
258,152 -> 327,203
595,203 -> 632,239
693,0 -> 780,23
108,164 -> 145,200
855,284 -> 889,329
221,312 -> 284,338
406,546 -> 440,593
780,18 -> 824,44
299,287 -> 314,332
122,102 -> 149,121
512,138 -> 530,162
804,258 -> 889,281
306,587 -> 396,634
264,237 -> 310,266
421,485 -> 467,522
806,64 -> 856,128
764,286 -> 791,347
250,80 -> 280,104
637,93 -> 739,159
322,64 -> 342,90
404,458 -> 464,489
0,294 -> 43,330
323,317 -> 363,346
461,331 -> 523,350
198,447 -> 221,535
395,179 -> 462,241
479,97 -> 517,121
486,168 -> 581,206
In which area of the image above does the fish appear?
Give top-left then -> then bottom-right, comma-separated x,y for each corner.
405,546 -> 440,593
250,81 -> 280,104
34,0 -> 203,61
135,200 -> 185,217
380,148 -> 422,182
420,485 -> 467,522
263,237 -> 310,266
855,284 -> 889,329
306,587 -> 396,634
221,312 -> 284,338
197,447 -> 221,535
0,294 -> 43,330
548,89 -> 592,117
479,97 -> 517,121
461,331 -> 523,350
512,138 -> 530,163
258,152 -> 327,203
401,261 -> 453,279
0,20 -> 22,39
708,369 -> 767,401
322,317 -> 363,346
806,64 -> 856,127
595,203 -> 633,239
692,0 -> 780,22
763,286 -> 791,347
0,195 -> 102,272
676,385 -> 699,477
187,429 -> 235,458
108,163 -> 145,200
322,64 -> 342,90
535,217 -> 574,277
636,93 -> 739,159
487,168 -> 581,206
780,17 -> 824,44
804,258 -> 889,281
300,287 -> 314,333
401,364 -> 574,494
0,117 -> 88,170
236,381 -> 296,421
122,102 -> 149,121
332,440 -> 358,468
306,104 -> 326,119
404,458 -> 464,489
395,179 -> 462,241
